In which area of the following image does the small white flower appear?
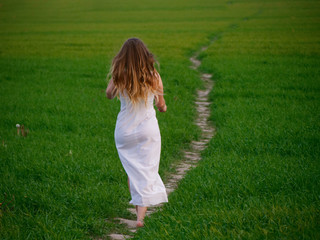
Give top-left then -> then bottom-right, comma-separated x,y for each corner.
16,124 -> 20,128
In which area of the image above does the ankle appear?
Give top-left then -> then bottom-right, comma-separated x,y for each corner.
136,220 -> 144,227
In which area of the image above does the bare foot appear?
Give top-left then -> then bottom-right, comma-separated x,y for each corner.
136,220 -> 144,228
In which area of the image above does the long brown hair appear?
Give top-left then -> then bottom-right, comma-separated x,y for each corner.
108,38 -> 160,104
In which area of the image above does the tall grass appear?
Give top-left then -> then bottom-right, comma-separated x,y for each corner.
135,0 -> 320,239
1,0 -> 319,238
0,0 -> 245,238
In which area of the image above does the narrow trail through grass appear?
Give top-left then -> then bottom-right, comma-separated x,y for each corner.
134,1 -> 320,239
2,0 -> 318,238
106,36 -> 217,240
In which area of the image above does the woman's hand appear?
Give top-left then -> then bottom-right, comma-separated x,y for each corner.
106,78 -> 116,99
155,95 -> 167,112
155,74 -> 167,112
157,103 -> 167,112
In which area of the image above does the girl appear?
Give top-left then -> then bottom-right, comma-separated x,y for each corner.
106,38 -> 168,227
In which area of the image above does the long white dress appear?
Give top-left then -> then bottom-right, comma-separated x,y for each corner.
114,91 -> 168,207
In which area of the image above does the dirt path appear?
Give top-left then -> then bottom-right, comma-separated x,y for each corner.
106,40 -> 216,240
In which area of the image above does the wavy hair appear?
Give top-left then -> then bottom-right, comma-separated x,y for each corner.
108,38 -> 160,105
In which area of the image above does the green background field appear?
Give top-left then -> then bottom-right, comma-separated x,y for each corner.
1,0 -> 319,239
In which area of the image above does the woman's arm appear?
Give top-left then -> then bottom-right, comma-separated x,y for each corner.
106,78 -> 116,99
155,75 -> 167,112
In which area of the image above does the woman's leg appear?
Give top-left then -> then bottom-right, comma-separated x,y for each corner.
128,177 -> 147,227
136,206 -> 147,227
128,178 -> 140,219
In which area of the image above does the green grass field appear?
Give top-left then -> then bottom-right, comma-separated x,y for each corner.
1,0 -> 319,239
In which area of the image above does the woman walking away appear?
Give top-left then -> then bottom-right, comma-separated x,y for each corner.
106,38 -> 168,227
